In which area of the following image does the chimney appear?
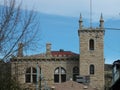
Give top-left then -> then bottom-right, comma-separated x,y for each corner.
46,43 -> 52,57
17,43 -> 23,57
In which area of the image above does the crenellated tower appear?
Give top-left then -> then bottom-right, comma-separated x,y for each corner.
78,14 -> 105,90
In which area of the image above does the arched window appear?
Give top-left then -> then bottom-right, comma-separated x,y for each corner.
25,67 -> 37,83
73,67 -> 79,81
54,67 -> 66,83
89,39 -> 94,50
90,64 -> 95,74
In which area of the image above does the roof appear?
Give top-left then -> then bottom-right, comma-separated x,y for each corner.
27,50 -> 79,58
54,80 -> 95,90
51,50 -> 79,57
11,50 -> 79,61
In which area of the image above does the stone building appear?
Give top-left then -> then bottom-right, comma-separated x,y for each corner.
11,14 -> 107,90
11,43 -> 79,90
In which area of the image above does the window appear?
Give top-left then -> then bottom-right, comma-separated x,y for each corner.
73,67 -> 79,81
25,67 -> 37,83
54,67 -> 66,83
89,39 -> 94,50
90,65 -> 95,74
54,67 -> 59,83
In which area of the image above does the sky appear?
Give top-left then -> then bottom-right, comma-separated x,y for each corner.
20,0 -> 120,20
1,0 -> 120,64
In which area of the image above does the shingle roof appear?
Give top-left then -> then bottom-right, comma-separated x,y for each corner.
51,51 -> 79,57
28,50 -> 79,58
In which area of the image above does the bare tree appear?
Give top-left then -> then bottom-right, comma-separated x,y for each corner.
0,0 -> 40,61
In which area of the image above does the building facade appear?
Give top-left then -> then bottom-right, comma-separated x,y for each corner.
11,14 -> 106,90
11,43 -> 79,90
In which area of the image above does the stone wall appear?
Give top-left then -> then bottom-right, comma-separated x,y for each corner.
11,58 -> 79,90
79,29 -> 105,90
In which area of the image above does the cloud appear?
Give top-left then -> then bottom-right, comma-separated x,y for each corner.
36,0 -> 120,15
1,0 -> 120,21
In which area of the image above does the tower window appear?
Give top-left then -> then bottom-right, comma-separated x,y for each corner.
89,39 -> 94,50
54,67 -> 66,83
90,64 -> 95,75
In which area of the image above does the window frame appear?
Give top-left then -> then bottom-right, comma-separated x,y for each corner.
54,67 -> 66,83
25,67 -> 37,83
73,66 -> 79,81
90,64 -> 95,75
89,39 -> 94,50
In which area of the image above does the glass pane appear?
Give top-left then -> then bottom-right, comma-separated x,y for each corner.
33,75 -> 37,83
61,75 -> 66,82
90,39 -> 94,50
90,65 -> 94,74
26,68 -> 31,73
61,68 -> 66,74
32,68 -> 37,73
25,75 -> 31,83
54,75 -> 59,83
54,68 -> 59,74
73,67 -> 79,73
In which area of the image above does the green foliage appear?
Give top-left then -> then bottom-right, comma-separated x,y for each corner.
0,62 -> 21,90
0,76 -> 21,90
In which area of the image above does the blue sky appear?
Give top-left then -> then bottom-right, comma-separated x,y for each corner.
39,13 -> 120,64
1,0 -> 120,64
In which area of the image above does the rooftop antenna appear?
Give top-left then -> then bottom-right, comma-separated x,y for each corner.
90,0 -> 92,28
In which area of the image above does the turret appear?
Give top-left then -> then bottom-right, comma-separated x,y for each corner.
79,14 -> 83,29
99,13 -> 104,28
